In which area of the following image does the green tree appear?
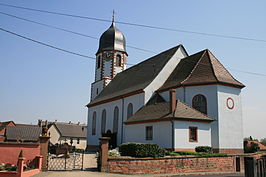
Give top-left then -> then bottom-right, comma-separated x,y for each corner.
260,138 -> 266,146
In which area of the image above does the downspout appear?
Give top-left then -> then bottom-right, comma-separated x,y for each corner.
121,98 -> 125,145
171,119 -> 175,151
169,89 -> 177,151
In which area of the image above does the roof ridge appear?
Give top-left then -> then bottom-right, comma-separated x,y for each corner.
206,49 -> 219,82
181,49 -> 207,84
207,50 -> 245,87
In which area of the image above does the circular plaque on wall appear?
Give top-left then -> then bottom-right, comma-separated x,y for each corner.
226,97 -> 234,109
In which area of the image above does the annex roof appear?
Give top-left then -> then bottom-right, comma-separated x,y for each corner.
159,49 -> 244,91
5,125 -> 41,142
88,45 -> 185,107
125,100 -> 214,124
53,122 -> 87,138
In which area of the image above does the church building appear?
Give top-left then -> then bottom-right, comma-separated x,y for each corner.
86,19 -> 245,154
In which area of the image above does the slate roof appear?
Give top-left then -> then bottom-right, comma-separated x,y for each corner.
88,45 -> 184,106
54,122 -> 87,138
125,100 -> 214,124
159,49 -> 244,91
5,125 -> 41,142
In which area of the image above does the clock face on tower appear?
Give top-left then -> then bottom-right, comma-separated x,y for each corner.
103,52 -> 113,61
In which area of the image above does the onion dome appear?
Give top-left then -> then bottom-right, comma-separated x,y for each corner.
97,22 -> 126,54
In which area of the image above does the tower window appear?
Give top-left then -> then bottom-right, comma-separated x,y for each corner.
116,55 -> 122,67
97,56 -> 101,69
192,94 -> 207,114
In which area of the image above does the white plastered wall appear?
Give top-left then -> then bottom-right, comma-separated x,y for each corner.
144,47 -> 188,103
217,85 -> 243,149
174,121 -> 211,149
87,93 -> 145,146
160,85 -> 219,148
125,121 -> 172,148
48,125 -> 61,145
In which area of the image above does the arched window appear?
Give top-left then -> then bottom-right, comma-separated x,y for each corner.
101,109 -> 106,134
116,55 -> 122,67
92,111 -> 97,135
192,94 -> 207,114
113,106 -> 119,133
127,103 -> 133,119
97,56 -> 101,69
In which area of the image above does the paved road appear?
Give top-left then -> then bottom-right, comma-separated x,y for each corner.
33,171 -> 244,177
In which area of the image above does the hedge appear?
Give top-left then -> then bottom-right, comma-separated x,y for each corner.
120,142 -> 167,157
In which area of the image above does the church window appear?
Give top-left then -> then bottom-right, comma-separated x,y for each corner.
92,111 -> 96,135
192,94 -> 207,114
127,103 -> 133,119
113,106 -> 119,133
146,126 -> 153,140
116,54 -> 122,67
101,109 -> 106,134
189,127 -> 198,142
97,56 -> 101,69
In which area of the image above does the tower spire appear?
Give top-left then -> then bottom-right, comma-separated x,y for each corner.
112,10 -> 115,23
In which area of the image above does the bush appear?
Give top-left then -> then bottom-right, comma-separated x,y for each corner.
120,143 -> 166,158
195,146 -> 213,153
244,141 -> 260,153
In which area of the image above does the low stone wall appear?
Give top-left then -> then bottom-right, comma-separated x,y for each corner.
107,155 -> 243,175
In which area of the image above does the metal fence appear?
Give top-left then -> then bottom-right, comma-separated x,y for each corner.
245,155 -> 266,177
48,152 -> 84,171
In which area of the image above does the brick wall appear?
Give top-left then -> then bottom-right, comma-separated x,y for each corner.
107,156 -> 242,175
0,142 -> 40,165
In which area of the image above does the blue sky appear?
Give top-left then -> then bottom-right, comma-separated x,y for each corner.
0,0 -> 265,139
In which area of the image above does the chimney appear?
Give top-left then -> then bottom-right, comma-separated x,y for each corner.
169,89 -> 176,113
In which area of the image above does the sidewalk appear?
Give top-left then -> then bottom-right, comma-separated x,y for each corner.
33,171 -> 244,177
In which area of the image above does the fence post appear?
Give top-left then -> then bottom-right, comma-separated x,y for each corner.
39,127 -> 50,171
245,157 -> 257,177
17,151 -> 25,176
99,137 -> 110,172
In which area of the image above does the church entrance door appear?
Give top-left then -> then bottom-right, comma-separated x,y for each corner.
102,130 -> 117,149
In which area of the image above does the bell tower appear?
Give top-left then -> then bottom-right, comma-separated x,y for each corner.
91,14 -> 127,100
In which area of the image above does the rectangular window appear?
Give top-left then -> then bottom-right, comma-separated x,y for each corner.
189,127 -> 198,142
146,126 -> 153,140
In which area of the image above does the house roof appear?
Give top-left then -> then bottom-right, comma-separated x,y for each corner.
88,45 -> 185,107
0,121 -> 15,132
159,49 -> 244,91
125,100 -> 214,124
5,125 -> 41,142
53,122 -> 87,138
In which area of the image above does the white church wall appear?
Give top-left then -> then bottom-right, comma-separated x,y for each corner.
184,85 -> 219,149
125,121 -> 172,148
144,47 -> 188,103
217,85 -> 243,149
87,92 -> 145,146
91,80 -> 104,100
174,121 -> 211,149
